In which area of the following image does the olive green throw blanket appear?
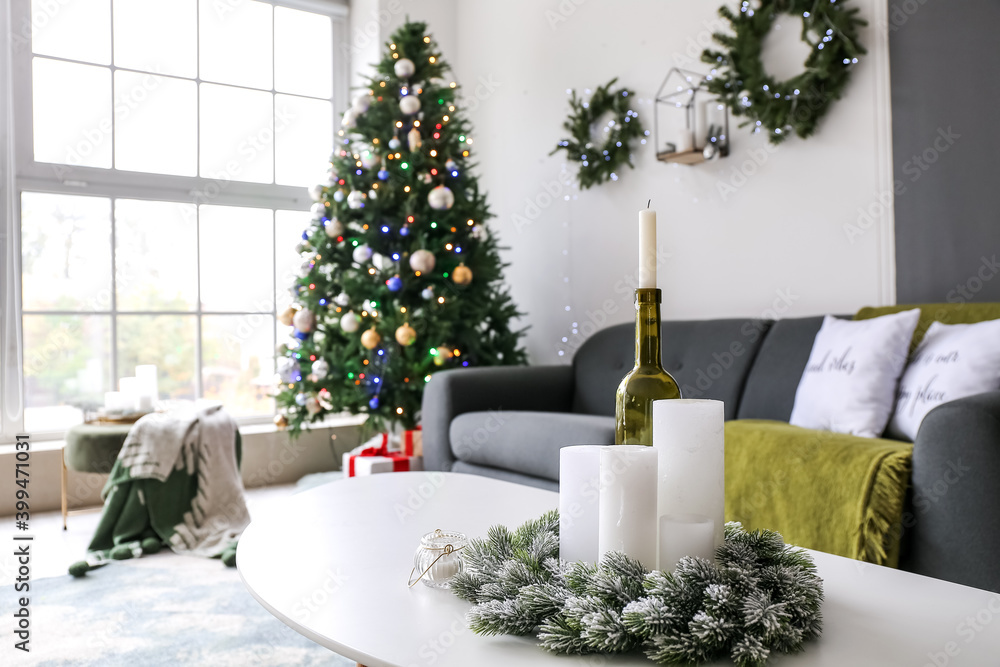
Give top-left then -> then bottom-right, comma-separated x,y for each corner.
70,406 -> 248,577
725,420 -> 912,567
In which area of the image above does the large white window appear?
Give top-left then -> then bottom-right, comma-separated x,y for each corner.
2,0 -> 347,439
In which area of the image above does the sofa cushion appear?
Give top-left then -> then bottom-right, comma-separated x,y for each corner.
736,316 -> 827,422
571,318 -> 771,420
855,303 -> 1000,352
449,410 -> 614,481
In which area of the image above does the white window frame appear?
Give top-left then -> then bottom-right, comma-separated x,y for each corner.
0,0 -> 349,443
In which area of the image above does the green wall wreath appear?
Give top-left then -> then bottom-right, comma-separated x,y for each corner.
702,0 -> 866,144
551,78 -> 646,189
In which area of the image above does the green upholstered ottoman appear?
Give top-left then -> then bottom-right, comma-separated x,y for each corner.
61,422 -> 242,529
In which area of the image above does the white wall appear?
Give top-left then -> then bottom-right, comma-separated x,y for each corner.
353,0 -> 895,365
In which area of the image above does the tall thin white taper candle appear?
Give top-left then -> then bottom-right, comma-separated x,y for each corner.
559,446 -> 603,563
653,399 -> 726,569
598,445 -> 658,569
639,204 -> 657,289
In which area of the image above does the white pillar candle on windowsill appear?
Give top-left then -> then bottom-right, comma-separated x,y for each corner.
659,515 -> 716,572
653,399 -> 725,568
119,377 -> 139,413
135,364 -> 158,405
104,391 -> 123,412
559,445 -> 603,563
598,445 -> 658,570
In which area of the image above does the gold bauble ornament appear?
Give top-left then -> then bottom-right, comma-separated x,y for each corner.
433,345 -> 453,366
395,322 -> 417,346
452,263 -> 473,286
273,414 -> 289,429
278,306 -> 298,327
361,327 -> 382,350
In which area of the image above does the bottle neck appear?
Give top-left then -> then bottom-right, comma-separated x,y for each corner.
634,288 -> 662,369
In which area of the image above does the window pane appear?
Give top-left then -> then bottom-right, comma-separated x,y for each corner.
275,94 -> 332,187
114,72 -> 197,176
199,83 -> 274,183
32,58 -> 113,168
117,315 -> 197,401
23,314 -> 111,432
115,200 -> 198,311
275,209 -> 311,311
201,315 -> 275,416
199,205 -> 274,312
274,6 -> 332,98
199,0 -> 272,90
21,192 -> 112,311
31,0 -> 111,65
113,0 -> 197,77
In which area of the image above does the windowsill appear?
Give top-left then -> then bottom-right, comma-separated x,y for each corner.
0,413 -> 368,454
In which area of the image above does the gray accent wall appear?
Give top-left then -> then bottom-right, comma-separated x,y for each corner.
889,0 -> 1000,303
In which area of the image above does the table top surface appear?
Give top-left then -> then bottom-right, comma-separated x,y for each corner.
237,472 -> 1000,667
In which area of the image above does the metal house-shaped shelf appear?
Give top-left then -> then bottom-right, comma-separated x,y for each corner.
654,67 -> 730,165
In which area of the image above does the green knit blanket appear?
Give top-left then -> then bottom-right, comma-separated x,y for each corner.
70,406 -> 247,577
725,420 -> 912,567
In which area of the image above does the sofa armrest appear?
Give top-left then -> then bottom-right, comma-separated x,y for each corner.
420,365 -> 575,472
903,391 -> 1000,592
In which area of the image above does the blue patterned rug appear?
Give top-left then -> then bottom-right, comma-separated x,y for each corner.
3,554 -> 353,666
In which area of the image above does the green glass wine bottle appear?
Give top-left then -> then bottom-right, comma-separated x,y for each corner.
615,288 -> 681,445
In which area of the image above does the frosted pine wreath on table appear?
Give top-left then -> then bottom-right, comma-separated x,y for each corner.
702,0 -> 866,143
452,511 -> 824,666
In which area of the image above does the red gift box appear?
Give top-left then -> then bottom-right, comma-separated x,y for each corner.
343,433 -> 423,477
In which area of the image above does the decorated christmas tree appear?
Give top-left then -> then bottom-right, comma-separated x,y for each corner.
274,21 -> 526,434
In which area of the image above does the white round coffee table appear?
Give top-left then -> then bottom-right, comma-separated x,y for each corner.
238,472 -> 1000,667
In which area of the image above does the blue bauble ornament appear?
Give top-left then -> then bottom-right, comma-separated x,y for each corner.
333,190 -> 345,203
369,396 -> 380,409
293,329 -> 309,340
386,276 -> 403,292
301,230 -> 309,240
295,393 -> 307,406
388,137 -> 401,150
377,169 -> 390,181
399,226 -> 410,237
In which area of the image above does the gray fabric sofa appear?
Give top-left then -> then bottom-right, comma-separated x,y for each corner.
421,315 -> 1000,593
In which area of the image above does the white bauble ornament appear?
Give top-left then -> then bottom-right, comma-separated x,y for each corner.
305,395 -> 321,416
341,109 -> 358,129
471,224 -> 486,240
368,189 -> 378,200
297,259 -> 313,278
444,159 -> 457,171
421,287 -> 435,300
360,150 -> 378,170
363,299 -> 376,313
419,172 -> 433,184
276,357 -> 299,383
333,190 -> 345,203
340,311 -> 361,333
394,57 -> 416,78
309,184 -> 325,201
295,241 -> 306,254
399,95 -> 421,115
311,358 -> 330,380
408,127 -> 422,152
325,218 -> 345,236
292,308 -> 315,333
346,190 -> 366,209
310,202 -> 326,219
427,185 -> 455,210
372,253 -> 392,271
352,244 -> 373,263
388,136 -> 402,150
334,292 -> 350,307
409,249 -> 436,273
351,92 -> 371,113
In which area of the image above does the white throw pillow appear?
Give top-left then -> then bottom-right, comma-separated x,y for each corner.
887,319 -> 1000,441
789,309 -> 920,438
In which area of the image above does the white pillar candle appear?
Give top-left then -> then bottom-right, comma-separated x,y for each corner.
598,445 -> 658,570
559,446 -> 603,563
653,399 -> 725,567
639,206 -> 657,289
135,364 -> 158,403
119,376 -> 139,412
675,129 -> 694,153
659,515 -> 716,572
104,391 -> 123,411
